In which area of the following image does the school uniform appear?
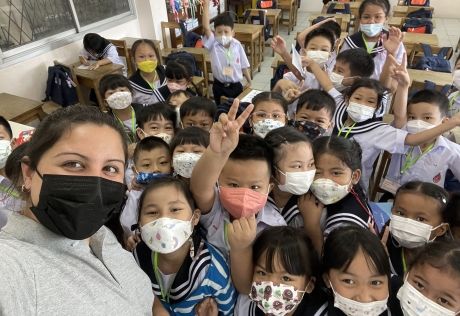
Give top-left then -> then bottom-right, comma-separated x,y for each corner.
108,103 -> 143,144
339,31 -> 405,80
448,91 -> 460,117
283,70 -> 321,91
203,33 -> 250,105
129,68 -> 167,105
267,194 -> 304,228
330,89 -> 408,191
120,189 -> 142,237
200,187 -> 287,259
133,232 -> 237,315
80,43 -> 124,67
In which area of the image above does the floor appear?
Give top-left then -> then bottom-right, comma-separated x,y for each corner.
250,6 -> 460,91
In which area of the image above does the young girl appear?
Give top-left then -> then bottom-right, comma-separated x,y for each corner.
235,225 -> 322,316
100,74 -> 141,144
265,126 -> 315,228
302,136 -> 376,253
250,92 -> 288,138
340,0 -> 405,79
322,225 -> 394,316
129,39 -> 167,105
398,240 -> 460,315
385,181 -> 453,277
170,127 -> 209,182
133,177 -> 236,315
79,33 -> 124,70
158,60 -> 199,101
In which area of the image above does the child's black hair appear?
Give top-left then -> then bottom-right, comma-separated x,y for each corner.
166,90 -> 193,104
304,28 -> 335,50
214,13 -> 234,29
165,59 -> 193,81
408,89 -> 449,117
311,17 -> 342,40
229,134 -> 274,176
313,136 -> 362,172
133,136 -> 170,165
358,0 -> 391,18
336,48 -> 375,78
252,91 -> 288,114
253,226 -> 319,277
297,90 -> 336,120
265,126 -> 311,165
99,74 -> 133,97
131,39 -> 162,66
409,240 -> 460,277
0,116 -> 13,139
83,33 -> 111,55
180,97 -> 217,120
137,102 -> 177,130
170,127 -> 210,153
344,78 -> 386,113
322,225 -> 391,280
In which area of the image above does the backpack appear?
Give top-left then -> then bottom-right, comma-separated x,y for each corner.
409,80 -> 451,99
270,64 -> 290,90
404,0 -> 430,6
164,51 -> 201,76
326,3 -> 351,14
243,10 -> 272,41
402,18 -> 433,33
44,64 -> 78,107
256,0 -> 276,9
179,20 -> 203,48
406,8 -> 433,19
413,44 -> 452,73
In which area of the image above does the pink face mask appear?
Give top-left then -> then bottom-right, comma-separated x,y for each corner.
218,186 -> 268,219
167,82 -> 188,93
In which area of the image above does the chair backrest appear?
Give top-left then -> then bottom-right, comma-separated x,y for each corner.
108,39 -> 132,76
170,48 -> 209,97
369,151 -> 393,201
408,43 -> 453,72
161,21 -> 183,49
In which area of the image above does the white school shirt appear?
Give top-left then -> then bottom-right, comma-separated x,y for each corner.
200,188 -> 287,259
203,33 -> 250,83
80,44 -> 124,66
384,135 -> 460,190
120,189 -> 143,237
283,70 -> 321,91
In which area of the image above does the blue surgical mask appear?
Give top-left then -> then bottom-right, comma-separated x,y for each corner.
136,172 -> 169,185
360,23 -> 384,37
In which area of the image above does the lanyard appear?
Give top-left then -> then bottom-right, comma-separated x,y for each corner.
114,108 -> 136,143
152,252 -> 170,303
338,122 -> 357,139
402,248 -> 407,273
400,143 -> 435,175
362,33 -> 375,54
224,48 -> 233,66
350,188 -> 375,229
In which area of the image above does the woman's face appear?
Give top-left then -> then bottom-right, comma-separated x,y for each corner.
23,124 -> 125,207
276,142 -> 315,185
134,43 -> 158,63
327,249 -> 389,303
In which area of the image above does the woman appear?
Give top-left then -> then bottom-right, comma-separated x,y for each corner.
0,106 -> 154,315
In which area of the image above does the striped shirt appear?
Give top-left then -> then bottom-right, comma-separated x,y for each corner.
267,194 -> 304,228
129,68 -> 167,106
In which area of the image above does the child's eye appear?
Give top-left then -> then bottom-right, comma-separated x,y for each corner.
437,297 -> 452,307
342,279 -> 355,285
171,208 -> 182,213
143,209 -> 159,216
272,113 -> 284,119
256,269 -> 266,276
282,276 -> 292,282
165,126 -> 174,130
228,183 -> 239,188
175,150 -> 184,154
308,162 -> 315,168
251,185 -> 261,190
414,280 -> 425,290
63,161 -> 84,169
370,280 -> 384,286
332,171 -> 342,176
160,161 -> 170,166
416,216 -> 426,222
424,117 -> 432,121
142,163 -> 151,168
394,210 -> 404,216
408,116 -> 415,120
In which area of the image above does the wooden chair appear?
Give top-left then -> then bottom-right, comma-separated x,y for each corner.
369,151 -> 392,201
161,21 -> 183,49
277,0 -> 295,35
408,43 -> 453,70
108,39 -> 132,76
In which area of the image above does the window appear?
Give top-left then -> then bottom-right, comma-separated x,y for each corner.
0,0 -> 134,63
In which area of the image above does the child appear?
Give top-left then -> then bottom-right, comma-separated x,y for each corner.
340,0 -> 405,79
290,89 -> 336,140
170,127 -> 209,180
234,226 -> 323,315
202,0 -> 251,105
167,90 -> 193,108
265,126 -> 315,228
158,59 -> 199,101
382,90 -> 460,194
136,102 -> 176,144
297,17 -> 342,54
129,39 -> 167,105
133,177 -> 237,315
385,181 -> 453,277
448,55 -> 460,117
322,225 -> 394,315
120,136 -> 172,238
398,240 -> 460,315
79,33 -> 124,70
302,136 -> 376,253
100,74 -> 142,143
249,92 -> 288,138
0,117 -> 16,228
180,97 -> 216,132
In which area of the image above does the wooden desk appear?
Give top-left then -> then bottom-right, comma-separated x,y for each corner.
73,63 -> 124,110
393,5 -> 434,17
322,1 -> 360,18
245,9 -> 282,56
0,93 -> 46,124
278,0 -> 296,34
308,14 -> 351,32
234,24 -> 264,77
237,87 -> 254,100
408,69 -> 453,88
403,32 -> 439,54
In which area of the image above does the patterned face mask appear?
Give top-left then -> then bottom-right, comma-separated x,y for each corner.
249,281 -> 306,316
106,91 -> 132,110
252,119 -> 285,138
289,120 -> 326,141
172,152 -> 202,178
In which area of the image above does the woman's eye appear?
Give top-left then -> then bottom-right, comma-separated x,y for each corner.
424,117 -> 432,121
160,161 -> 170,166
104,166 -> 119,174
142,164 -> 150,168
63,161 -> 84,169
332,171 -> 342,176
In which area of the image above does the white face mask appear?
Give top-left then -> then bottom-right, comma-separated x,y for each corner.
173,152 -> 202,178
310,178 -> 350,205
347,102 -> 375,123
389,214 -> 442,248
141,217 -> 193,254
306,50 -> 330,67
331,282 -> 388,316
0,139 -> 12,169
398,275 -> 460,316
153,132 -> 172,144
253,119 -> 285,138
216,35 -> 232,46
360,23 -> 384,37
453,70 -> 460,90
277,169 -> 316,195
330,72 -> 346,91
106,91 -> 132,110
406,119 -> 436,134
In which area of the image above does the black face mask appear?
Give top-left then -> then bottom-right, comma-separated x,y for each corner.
30,173 -> 127,240
289,120 -> 327,141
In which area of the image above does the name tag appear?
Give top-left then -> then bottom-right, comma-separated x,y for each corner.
223,66 -> 234,77
380,178 -> 400,195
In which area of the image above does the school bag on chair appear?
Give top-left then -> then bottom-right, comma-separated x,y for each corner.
402,18 -> 433,34
406,8 -> 433,19
256,0 -> 277,9
43,64 -> 78,107
243,9 -> 272,41
164,51 -> 202,76
413,44 -> 452,73
326,3 -> 351,14
404,0 -> 430,6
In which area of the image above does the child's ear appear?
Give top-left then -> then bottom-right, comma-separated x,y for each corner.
322,273 -> 331,288
192,209 -> 201,226
351,169 -> 361,185
231,30 -> 235,37
136,127 -> 145,140
433,223 -> 449,239
268,182 -> 275,193
306,276 -> 316,294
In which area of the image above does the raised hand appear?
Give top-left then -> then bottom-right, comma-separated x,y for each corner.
383,27 -> 404,56
271,35 -> 288,56
227,214 -> 257,251
298,192 -> 324,226
195,297 -> 218,316
390,53 -> 410,87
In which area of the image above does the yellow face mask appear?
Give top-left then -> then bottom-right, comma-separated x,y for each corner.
137,60 -> 157,73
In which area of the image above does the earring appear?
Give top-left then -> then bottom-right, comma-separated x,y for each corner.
21,185 -> 30,193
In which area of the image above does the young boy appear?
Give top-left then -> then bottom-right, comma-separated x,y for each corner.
382,90 -> 460,194
136,102 -> 176,144
448,55 -> 460,117
202,0 -> 251,105
180,96 -> 216,132
120,136 -> 172,244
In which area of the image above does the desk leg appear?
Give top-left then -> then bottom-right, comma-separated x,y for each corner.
272,17 -> 280,57
94,80 -> 107,112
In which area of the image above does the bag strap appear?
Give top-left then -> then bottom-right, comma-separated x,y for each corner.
437,47 -> 450,59
421,43 -> 433,57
